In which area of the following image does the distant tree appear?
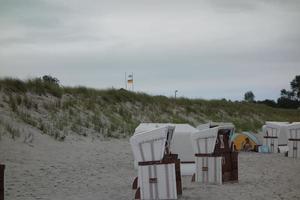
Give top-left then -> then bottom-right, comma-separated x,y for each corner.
244,91 -> 255,102
42,75 -> 59,85
280,89 -> 295,100
277,75 -> 300,109
290,75 -> 300,100
257,99 -> 277,108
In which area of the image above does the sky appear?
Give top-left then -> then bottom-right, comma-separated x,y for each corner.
0,0 -> 300,100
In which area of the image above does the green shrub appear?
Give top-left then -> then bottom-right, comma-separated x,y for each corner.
8,94 -> 18,112
0,78 -> 27,93
16,95 -> 22,105
23,95 -> 32,109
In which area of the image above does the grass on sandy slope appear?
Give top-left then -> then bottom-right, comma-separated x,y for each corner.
0,77 -> 300,140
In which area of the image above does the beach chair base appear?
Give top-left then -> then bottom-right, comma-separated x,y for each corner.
288,139 -> 300,158
263,136 -> 278,153
137,161 -> 177,200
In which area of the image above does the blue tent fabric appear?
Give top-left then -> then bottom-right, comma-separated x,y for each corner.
241,132 -> 261,145
259,145 -> 269,153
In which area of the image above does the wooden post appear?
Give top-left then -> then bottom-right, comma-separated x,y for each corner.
0,164 -> 4,200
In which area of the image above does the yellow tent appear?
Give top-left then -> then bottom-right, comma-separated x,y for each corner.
231,132 -> 260,151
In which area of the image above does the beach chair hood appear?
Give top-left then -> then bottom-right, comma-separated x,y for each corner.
130,126 -> 174,163
190,127 -> 219,154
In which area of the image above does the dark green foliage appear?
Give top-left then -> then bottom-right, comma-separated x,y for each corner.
42,75 -> 60,85
23,95 -> 32,109
16,95 -> 22,105
34,103 -> 38,110
0,78 -> 27,93
278,75 -> 300,108
8,94 -> 17,112
85,99 -> 96,110
0,77 -> 63,98
281,89 -> 295,100
244,91 -> 255,102
290,75 -> 300,99
277,97 -> 300,109
64,86 -> 91,96
62,99 -> 76,110
256,99 -> 277,108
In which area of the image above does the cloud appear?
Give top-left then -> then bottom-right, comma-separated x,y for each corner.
0,0 -> 300,100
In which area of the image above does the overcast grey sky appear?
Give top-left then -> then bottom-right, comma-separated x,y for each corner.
0,0 -> 299,100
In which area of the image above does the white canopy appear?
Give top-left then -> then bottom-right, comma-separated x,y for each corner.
263,122 -> 291,145
197,123 -> 210,130
191,127 -> 219,154
130,126 -> 174,163
282,123 -> 300,139
191,125 -> 235,154
134,123 -> 198,162
291,122 -> 300,125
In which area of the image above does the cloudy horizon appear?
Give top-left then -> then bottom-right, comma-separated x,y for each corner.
0,0 -> 300,100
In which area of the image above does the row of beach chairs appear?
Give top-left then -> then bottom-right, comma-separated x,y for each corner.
130,123 -> 238,199
130,121 -> 300,199
262,122 -> 300,157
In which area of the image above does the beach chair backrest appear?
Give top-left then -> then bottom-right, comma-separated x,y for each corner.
191,127 -> 219,154
130,127 -> 169,162
285,124 -> 300,139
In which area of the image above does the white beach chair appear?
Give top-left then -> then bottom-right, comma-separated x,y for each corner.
263,123 -> 280,153
130,126 -> 178,199
191,125 -> 238,185
191,127 -> 222,184
284,124 -> 300,158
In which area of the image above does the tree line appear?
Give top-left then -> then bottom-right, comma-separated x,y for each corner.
244,75 -> 300,109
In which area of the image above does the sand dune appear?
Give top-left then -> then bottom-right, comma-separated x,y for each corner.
1,133 -> 300,200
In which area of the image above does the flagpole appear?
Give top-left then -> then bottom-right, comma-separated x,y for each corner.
132,72 -> 134,91
125,72 -> 127,90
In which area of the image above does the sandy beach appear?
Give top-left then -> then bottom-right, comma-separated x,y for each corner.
1,132 -> 300,200
1,1 -> 300,199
